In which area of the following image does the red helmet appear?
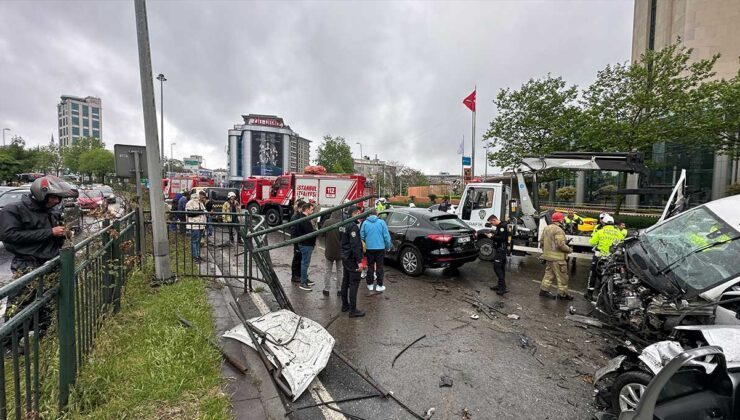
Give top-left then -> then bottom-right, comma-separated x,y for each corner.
551,212 -> 565,223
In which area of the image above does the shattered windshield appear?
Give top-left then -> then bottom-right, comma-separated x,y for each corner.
642,206 -> 740,294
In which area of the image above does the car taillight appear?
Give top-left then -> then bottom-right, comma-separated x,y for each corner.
427,234 -> 453,243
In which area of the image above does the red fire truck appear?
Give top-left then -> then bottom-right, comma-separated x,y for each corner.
236,177 -> 275,211
254,173 -> 373,226
162,175 -> 215,199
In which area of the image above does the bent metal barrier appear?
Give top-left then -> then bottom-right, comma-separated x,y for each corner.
0,210 -> 138,418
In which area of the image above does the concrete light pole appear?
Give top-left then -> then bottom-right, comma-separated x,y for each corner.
356,142 -> 363,159
2,128 -> 9,147
170,142 -> 176,174
134,0 -> 173,283
156,73 -> 166,162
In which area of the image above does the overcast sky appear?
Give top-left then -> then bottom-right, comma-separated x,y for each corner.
0,0 -> 633,175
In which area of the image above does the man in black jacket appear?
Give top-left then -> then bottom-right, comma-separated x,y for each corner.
340,206 -> 365,318
293,202 -> 316,291
485,215 -> 509,295
0,176 -> 78,275
0,176 -> 77,331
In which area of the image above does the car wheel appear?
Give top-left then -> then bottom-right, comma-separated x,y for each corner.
477,238 -> 494,261
611,371 -> 652,413
265,208 -> 282,227
399,246 -> 424,276
247,203 -> 260,215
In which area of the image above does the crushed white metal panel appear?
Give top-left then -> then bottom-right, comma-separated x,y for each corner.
674,325 -> 740,369
638,341 -> 685,375
223,309 -> 334,401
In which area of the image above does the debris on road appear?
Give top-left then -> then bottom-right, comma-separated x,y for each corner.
517,332 -> 535,350
565,314 -> 604,328
507,314 -> 520,320
224,309 -> 334,401
470,314 -> 480,320
439,375 -> 454,387
392,334 -> 427,367
424,407 -> 436,419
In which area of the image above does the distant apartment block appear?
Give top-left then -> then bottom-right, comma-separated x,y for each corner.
58,95 -> 102,147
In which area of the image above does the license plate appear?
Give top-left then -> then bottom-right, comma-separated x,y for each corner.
458,237 -> 470,243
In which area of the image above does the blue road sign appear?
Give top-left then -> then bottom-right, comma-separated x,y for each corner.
462,156 -> 471,166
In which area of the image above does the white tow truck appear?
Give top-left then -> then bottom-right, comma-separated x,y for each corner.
453,152 -> 651,260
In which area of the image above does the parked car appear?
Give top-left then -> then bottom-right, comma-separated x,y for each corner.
77,189 -> 108,212
377,208 -> 478,276
0,188 -> 81,233
97,185 -> 116,203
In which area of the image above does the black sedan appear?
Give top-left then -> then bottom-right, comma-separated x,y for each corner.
378,208 -> 478,276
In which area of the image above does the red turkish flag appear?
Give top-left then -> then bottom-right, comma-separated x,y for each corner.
462,89 -> 476,112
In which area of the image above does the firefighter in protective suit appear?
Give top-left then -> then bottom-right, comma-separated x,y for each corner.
586,214 -> 624,300
539,212 -> 574,300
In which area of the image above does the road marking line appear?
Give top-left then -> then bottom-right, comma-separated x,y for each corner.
211,244 -> 341,420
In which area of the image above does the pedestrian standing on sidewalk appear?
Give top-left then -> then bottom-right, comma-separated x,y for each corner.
204,191 -> 214,240
222,192 -> 242,245
177,190 -> 190,233
341,206 -> 366,318
538,212 -> 574,300
186,190 -> 207,263
321,210 -> 343,297
485,215 -> 509,295
360,208 -> 391,292
294,202 -> 317,291
289,198 -> 306,282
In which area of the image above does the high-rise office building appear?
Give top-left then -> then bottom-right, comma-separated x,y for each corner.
57,95 -> 102,148
630,0 -> 740,203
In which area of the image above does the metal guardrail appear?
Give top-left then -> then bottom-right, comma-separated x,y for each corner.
0,210 -> 138,418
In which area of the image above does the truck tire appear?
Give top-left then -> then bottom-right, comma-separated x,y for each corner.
265,208 -> 282,227
247,202 -> 261,215
477,238 -> 495,261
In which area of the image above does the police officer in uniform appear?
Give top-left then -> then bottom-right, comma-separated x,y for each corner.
340,206 -> 366,318
485,215 -> 509,295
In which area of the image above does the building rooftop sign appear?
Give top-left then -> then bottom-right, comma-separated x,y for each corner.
242,114 -> 285,128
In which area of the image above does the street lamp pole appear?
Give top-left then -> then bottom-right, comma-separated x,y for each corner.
170,142 -> 176,174
356,142 -> 363,160
2,128 -> 9,147
156,73 -> 167,162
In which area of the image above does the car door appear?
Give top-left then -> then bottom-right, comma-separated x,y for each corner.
385,212 -> 418,258
458,187 -> 497,230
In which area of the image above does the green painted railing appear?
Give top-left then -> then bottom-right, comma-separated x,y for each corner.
0,210 -> 138,418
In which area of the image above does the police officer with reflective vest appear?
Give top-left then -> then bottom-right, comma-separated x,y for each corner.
340,206 -> 366,318
485,215 -> 509,295
586,214 -> 625,300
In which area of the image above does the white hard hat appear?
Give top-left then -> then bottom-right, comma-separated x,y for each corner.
602,214 -> 614,224
599,212 -> 607,220
228,191 -> 237,198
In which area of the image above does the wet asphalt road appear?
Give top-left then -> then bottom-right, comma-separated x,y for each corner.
218,231 -> 616,420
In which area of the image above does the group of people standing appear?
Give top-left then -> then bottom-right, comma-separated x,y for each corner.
290,199 -> 391,319
170,189 -> 242,262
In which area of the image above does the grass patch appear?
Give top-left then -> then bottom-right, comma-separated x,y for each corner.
66,260 -> 230,419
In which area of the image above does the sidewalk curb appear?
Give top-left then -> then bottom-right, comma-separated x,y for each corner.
206,281 -> 288,420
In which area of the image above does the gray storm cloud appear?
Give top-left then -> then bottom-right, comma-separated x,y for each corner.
0,0 -> 632,174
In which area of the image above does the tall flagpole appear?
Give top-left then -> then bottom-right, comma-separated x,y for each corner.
461,134 -> 465,187
471,85 -> 476,178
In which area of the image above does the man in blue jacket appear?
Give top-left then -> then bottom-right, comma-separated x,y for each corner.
360,209 -> 391,292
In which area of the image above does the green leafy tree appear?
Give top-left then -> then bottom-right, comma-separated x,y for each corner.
78,148 -> 114,183
63,137 -> 105,174
483,75 -> 583,170
706,69 -> 740,184
34,139 -> 64,176
397,167 -> 429,195
0,136 -> 38,183
555,186 -> 576,202
580,42 -> 720,212
315,135 -> 354,173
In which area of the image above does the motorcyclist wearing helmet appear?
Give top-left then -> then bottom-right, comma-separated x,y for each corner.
586,213 -> 625,300
0,175 -> 78,275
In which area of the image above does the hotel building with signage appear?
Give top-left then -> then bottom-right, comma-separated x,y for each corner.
227,114 -> 311,181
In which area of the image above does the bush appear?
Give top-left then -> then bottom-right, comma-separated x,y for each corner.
727,183 -> 740,196
598,184 -> 618,197
538,187 -> 549,199
428,194 -> 437,203
555,186 -> 576,201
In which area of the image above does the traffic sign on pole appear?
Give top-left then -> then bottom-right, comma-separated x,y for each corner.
462,156 -> 471,166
